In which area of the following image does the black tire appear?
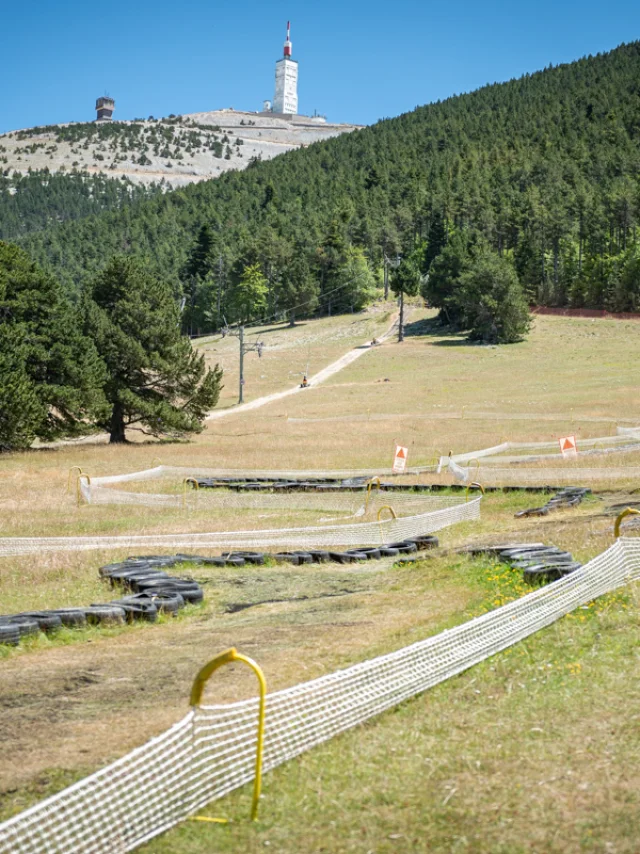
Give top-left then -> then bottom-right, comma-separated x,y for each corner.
0,616 -> 41,637
84,605 -> 126,625
126,572 -> 172,593
344,551 -> 368,561
0,624 -> 21,645
328,552 -> 357,564
302,550 -> 331,563
378,547 -> 400,557
99,562 -> 130,578
499,547 -> 557,560
107,568 -> 167,585
223,557 -> 246,568
122,592 -> 185,614
346,548 -> 381,561
17,611 -> 63,632
229,552 -> 265,565
522,567 -> 563,584
386,541 -> 418,554
48,608 -> 87,627
273,553 -> 312,565
409,535 -> 439,551
137,579 -> 204,604
109,600 -> 158,622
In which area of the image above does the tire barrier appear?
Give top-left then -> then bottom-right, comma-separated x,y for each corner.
463,542 -> 582,585
0,538 -> 439,648
514,486 -> 590,518
2,535 -> 639,853
0,561 -> 204,647
192,478 -> 573,495
75,460 -> 604,509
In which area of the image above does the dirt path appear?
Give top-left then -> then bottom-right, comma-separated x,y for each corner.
32,312 -> 400,447
206,313 -> 400,421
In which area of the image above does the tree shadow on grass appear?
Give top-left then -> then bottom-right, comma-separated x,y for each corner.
403,317 -> 473,347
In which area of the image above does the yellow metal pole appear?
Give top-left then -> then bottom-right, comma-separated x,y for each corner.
190,647 -> 267,822
67,466 -> 84,494
365,476 -> 382,512
465,482 -> 485,502
614,507 -> 640,538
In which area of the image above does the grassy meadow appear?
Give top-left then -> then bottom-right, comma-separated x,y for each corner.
1,306 -> 640,852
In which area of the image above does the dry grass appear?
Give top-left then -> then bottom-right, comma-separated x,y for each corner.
1,308 -> 640,851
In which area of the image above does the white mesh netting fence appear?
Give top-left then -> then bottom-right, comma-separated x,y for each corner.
1,537 -> 638,853
439,427 -> 640,483
0,495 -> 481,557
78,466 -> 445,508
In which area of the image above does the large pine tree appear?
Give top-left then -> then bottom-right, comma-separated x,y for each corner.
84,256 -> 223,443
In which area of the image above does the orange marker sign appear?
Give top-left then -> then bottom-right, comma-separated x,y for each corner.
559,435 -> 578,459
393,445 -> 408,473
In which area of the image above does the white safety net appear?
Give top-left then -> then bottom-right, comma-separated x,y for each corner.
438,427 -> 640,483
439,428 -> 640,468
0,496 -> 481,557
88,464 -> 436,488
1,537 -> 638,853
78,466 -> 442,508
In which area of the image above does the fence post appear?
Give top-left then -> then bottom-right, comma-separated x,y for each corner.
190,648 -> 267,821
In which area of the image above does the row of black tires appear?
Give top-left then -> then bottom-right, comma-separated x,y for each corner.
515,487 -> 591,518
466,542 -> 582,584
0,535 -> 439,646
195,477 -> 570,494
0,560 -> 204,647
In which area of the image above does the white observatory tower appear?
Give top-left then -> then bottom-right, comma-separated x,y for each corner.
273,21 -> 298,115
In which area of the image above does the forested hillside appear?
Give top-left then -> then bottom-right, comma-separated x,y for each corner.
20,42 -> 640,320
0,171 -> 160,240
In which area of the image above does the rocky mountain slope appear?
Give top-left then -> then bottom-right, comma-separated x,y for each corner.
0,109 -> 361,188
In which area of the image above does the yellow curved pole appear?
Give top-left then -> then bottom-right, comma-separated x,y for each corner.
365,476 -> 382,512
190,647 -> 267,822
377,504 -> 398,521
76,473 -> 91,507
614,507 -> 640,538
67,466 -> 84,494
465,481 -> 485,502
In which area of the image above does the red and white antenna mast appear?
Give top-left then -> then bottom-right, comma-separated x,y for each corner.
283,21 -> 292,57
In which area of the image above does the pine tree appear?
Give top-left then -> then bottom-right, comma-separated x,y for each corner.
423,232 -> 470,327
390,247 -> 424,341
85,256 -> 223,443
458,250 -> 531,343
0,329 -> 45,451
0,241 -> 106,449
228,263 -> 268,324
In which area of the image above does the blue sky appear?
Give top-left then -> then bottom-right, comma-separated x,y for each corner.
1,0 -> 639,134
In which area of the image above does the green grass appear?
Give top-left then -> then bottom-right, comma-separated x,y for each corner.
1,309 -> 640,851
142,558 -> 640,854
